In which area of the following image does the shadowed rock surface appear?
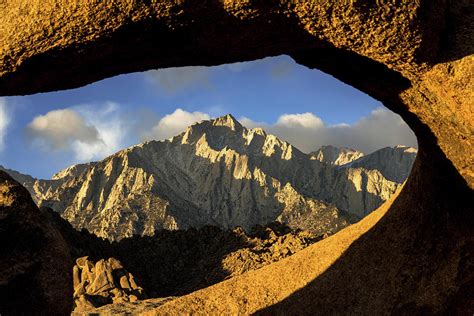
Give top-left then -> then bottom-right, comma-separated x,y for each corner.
39,206 -> 323,313
0,172 -> 72,315
0,1 -> 472,314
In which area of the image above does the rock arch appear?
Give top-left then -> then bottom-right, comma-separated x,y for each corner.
0,1 -> 472,314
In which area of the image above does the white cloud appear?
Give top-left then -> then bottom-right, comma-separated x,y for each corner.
224,60 -> 262,72
238,116 -> 267,129
0,98 -> 10,151
144,108 -> 210,141
225,62 -> 252,72
276,113 -> 324,129
145,56 -> 296,95
73,103 -> 126,161
27,109 -> 101,150
324,108 -> 418,153
27,102 -> 128,161
239,108 -> 417,154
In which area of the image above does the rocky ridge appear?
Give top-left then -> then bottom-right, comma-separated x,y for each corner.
309,145 -> 364,166
2,115 -> 416,241
344,145 -> 418,183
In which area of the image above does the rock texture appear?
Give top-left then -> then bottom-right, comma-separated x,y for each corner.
310,145 -> 364,166
110,222 -> 323,300
67,221 -> 323,313
73,256 -> 145,312
0,171 -> 72,315
346,145 -> 417,183
0,2 -> 471,186
0,1 -> 472,314
3,115 -> 414,241
37,205 -> 324,313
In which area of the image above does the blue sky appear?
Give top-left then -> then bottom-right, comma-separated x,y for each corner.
0,55 -> 416,179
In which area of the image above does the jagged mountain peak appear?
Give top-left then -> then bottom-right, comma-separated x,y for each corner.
310,145 -> 364,166
182,114 -> 243,135
52,162 -> 97,180
176,114 -> 245,147
211,113 -> 242,130
1,113 -> 416,241
171,114 -> 303,161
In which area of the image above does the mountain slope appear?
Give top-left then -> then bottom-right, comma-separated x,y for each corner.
309,145 -> 364,166
2,115 -> 416,241
343,145 -> 417,183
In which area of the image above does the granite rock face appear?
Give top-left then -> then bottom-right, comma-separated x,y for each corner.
72,256 -> 145,312
4,115 -> 414,241
345,145 -> 417,183
0,171 -> 72,315
310,146 -> 364,166
0,1 -> 472,314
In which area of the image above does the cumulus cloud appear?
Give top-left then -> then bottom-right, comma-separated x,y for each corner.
72,103 -> 127,161
0,98 -> 10,151
27,109 -> 101,150
276,113 -> 324,129
144,108 -> 210,141
239,108 -> 417,154
146,66 -> 212,95
27,103 -> 128,161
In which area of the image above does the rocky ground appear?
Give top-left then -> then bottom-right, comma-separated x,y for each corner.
43,207 -> 324,312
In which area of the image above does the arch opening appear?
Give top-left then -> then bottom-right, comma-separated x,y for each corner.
0,55 -> 424,313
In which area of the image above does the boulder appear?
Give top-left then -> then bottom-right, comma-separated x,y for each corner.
72,256 -> 145,312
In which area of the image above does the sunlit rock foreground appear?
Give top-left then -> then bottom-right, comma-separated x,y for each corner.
2,114 -> 416,241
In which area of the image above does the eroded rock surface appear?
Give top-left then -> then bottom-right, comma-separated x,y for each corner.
73,256 -> 145,312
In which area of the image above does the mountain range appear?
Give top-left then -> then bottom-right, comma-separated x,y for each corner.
1,114 -> 417,241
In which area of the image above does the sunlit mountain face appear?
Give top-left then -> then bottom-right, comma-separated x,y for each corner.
0,55 -> 416,180
1,114 -> 416,241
